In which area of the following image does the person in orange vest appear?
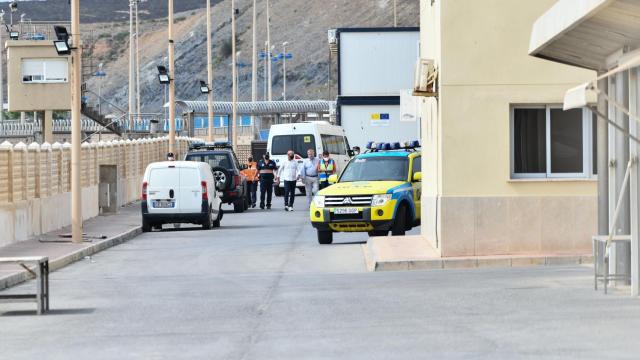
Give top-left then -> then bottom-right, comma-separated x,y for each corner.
241,155 -> 259,208
317,150 -> 336,190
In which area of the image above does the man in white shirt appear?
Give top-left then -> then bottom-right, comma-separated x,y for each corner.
276,150 -> 300,211
300,148 -> 320,206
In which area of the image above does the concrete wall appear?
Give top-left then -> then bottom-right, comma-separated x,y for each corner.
0,137 -> 192,248
6,41 -> 71,112
419,0 -> 598,256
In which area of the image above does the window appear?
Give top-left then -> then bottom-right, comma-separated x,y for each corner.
321,135 -> 347,155
511,105 -> 595,179
22,58 -> 68,83
214,116 -> 251,128
271,135 -> 316,158
412,155 -> 421,174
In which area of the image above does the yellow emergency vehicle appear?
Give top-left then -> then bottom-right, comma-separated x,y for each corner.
310,141 -> 421,244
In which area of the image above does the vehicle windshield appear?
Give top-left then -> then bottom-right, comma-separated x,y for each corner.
186,153 -> 233,169
340,156 -> 409,182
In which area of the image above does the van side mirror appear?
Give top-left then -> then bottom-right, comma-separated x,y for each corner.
347,149 -> 355,157
413,171 -> 422,182
328,174 -> 338,184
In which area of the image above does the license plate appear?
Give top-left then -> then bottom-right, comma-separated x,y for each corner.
334,207 -> 358,215
153,200 -> 175,208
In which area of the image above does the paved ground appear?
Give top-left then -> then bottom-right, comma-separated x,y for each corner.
1,195 -> 640,359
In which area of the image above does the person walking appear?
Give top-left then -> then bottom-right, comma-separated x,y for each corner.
276,150 -> 300,211
241,155 -> 259,208
318,150 -> 336,190
300,148 -> 320,206
257,153 -> 277,209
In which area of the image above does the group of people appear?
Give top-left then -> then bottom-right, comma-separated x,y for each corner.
241,149 -> 336,211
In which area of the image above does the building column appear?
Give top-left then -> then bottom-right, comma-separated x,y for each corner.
629,67 -> 640,296
43,110 -> 53,144
597,78 -> 609,237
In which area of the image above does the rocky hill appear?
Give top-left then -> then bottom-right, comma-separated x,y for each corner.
3,0 -> 212,23
78,0 -> 419,114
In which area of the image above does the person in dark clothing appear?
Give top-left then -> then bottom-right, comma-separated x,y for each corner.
257,153 -> 277,209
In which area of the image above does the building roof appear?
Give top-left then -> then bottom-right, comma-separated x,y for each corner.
173,100 -> 336,116
529,0 -> 640,71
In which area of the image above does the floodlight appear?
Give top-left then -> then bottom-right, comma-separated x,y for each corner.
54,40 -> 71,55
9,1 -> 17,13
54,26 -> 69,42
157,65 -> 170,84
199,80 -> 210,94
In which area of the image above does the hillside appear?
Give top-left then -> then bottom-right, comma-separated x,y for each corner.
5,0 -> 213,23
81,0 -> 419,114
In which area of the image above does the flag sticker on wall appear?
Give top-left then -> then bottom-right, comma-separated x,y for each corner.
371,113 -> 390,127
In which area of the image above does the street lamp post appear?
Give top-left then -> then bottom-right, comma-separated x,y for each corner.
393,0 -> 397,27
282,41 -> 288,101
135,0 -> 141,117
266,0 -> 272,101
0,11 -> 5,124
262,42 -> 268,100
231,1 -> 238,150
168,0 -> 176,154
251,0 -> 257,128
206,0 -> 214,142
96,63 -> 106,115
128,1 -> 135,132
70,0 -> 83,243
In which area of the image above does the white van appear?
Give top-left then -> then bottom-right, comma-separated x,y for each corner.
267,121 -> 352,195
141,161 -> 223,231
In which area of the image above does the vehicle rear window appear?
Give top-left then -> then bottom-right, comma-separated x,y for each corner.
179,168 -> 200,187
149,168 -> 179,187
186,153 -> 233,169
271,135 -> 316,158
321,135 -> 347,155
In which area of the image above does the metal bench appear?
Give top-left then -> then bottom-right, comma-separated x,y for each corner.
0,257 -> 50,315
593,235 -> 631,294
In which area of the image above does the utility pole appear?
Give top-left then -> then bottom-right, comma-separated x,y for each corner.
231,0 -> 238,149
129,1 -> 135,132
70,0 -> 82,243
263,41 -> 268,101
206,0 -> 214,142
168,0 -> 176,154
393,0 -> 397,27
0,15 -> 4,124
251,0 -> 257,125
282,41 -> 288,101
266,0 -> 272,101
135,0 -> 141,117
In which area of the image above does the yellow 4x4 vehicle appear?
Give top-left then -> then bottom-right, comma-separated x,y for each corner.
310,141 -> 421,244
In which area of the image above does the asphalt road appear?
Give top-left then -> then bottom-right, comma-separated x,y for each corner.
1,195 -> 640,359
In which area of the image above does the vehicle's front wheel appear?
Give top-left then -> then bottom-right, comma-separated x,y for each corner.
391,204 -> 407,236
317,230 -> 333,244
212,209 -> 222,228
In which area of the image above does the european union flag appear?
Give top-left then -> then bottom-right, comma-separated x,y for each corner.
380,113 -> 390,120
